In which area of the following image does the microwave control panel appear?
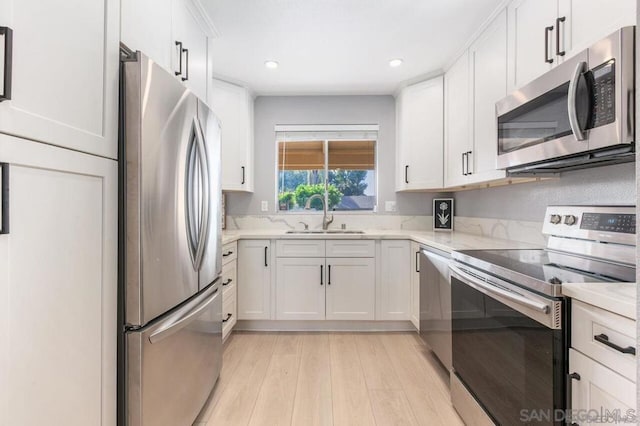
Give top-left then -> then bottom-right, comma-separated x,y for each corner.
589,60 -> 615,129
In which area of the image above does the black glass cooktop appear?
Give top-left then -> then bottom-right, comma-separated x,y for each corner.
456,249 -> 635,285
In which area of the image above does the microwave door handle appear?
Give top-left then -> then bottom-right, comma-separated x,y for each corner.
568,61 -> 588,141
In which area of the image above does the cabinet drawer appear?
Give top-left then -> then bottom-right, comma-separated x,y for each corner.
326,240 -> 375,257
222,292 -> 237,340
571,300 -> 636,381
276,240 -> 326,257
222,259 -> 237,298
222,242 -> 238,265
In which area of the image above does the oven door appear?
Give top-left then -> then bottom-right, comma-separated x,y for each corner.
450,264 -> 566,426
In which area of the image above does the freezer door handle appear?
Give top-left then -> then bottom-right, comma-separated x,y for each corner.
149,286 -> 219,344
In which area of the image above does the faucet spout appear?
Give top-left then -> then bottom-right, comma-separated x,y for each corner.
304,193 -> 333,230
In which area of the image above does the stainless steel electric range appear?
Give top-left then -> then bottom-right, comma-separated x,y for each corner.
449,206 -> 636,426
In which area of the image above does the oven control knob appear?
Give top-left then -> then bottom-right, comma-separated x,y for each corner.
564,215 -> 577,226
549,214 -> 562,224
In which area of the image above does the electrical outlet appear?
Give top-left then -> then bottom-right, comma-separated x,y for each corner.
261,201 -> 268,212
385,201 -> 397,212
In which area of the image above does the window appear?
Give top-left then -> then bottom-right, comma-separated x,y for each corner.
276,130 -> 377,212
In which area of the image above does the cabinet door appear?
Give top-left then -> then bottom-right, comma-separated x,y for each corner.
172,0 -> 208,102
0,134 -> 117,426
444,51 -> 471,188
409,242 -> 421,330
558,0 -> 636,59
210,79 -> 254,192
396,77 -> 444,190
507,0 -> 557,92
468,9 -> 507,184
121,0 -> 173,71
569,349 -> 636,425
238,240 -> 272,320
326,258 -> 375,320
0,0 -> 119,159
379,241 -> 411,321
276,258 -> 325,320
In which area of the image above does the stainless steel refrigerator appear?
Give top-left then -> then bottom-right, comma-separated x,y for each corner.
120,50 -> 223,426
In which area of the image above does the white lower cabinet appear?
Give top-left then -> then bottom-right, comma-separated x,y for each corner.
409,242 -> 421,330
276,257 -> 326,320
325,257 -> 376,320
238,240 -> 272,320
221,242 -> 238,340
0,134 -> 117,426
378,240 -> 411,320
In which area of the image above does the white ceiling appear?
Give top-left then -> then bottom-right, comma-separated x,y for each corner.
204,0 -> 504,95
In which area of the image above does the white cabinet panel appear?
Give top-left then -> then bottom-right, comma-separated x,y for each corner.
0,134 -> 117,426
210,78 -> 254,192
569,349 -> 636,425
326,258 -> 375,320
468,9 -> 507,184
444,51 -> 471,188
276,257 -> 326,320
276,239 -> 325,257
379,241 -> 411,321
558,0 -> 636,58
121,0 -> 173,71
507,0 -> 557,92
0,0 -> 119,158
410,242 -> 421,330
325,240 -> 375,258
238,240 -> 272,320
396,76 -> 444,191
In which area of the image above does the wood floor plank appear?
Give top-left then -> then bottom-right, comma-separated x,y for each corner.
290,334 -> 333,426
369,389 -> 418,426
248,334 -> 303,426
206,333 -> 278,426
329,334 -> 376,426
355,333 -> 402,391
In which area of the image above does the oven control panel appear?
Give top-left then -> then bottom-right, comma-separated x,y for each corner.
543,206 -> 635,246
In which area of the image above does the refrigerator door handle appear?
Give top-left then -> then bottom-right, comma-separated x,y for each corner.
193,116 -> 210,271
185,125 -> 199,267
149,286 -> 219,344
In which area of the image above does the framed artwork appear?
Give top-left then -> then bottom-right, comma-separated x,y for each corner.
433,198 -> 454,231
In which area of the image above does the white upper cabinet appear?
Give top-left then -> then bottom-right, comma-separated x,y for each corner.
0,0 -> 119,159
121,0 -> 211,102
395,76 -> 444,191
468,9 -> 507,184
210,78 -> 255,192
507,0 -> 636,92
444,51 -> 471,188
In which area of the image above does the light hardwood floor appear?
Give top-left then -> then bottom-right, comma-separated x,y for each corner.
195,332 -> 464,426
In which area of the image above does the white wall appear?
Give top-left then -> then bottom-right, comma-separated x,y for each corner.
226,95 -> 449,216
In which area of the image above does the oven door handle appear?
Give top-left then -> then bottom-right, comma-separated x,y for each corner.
450,264 -> 550,314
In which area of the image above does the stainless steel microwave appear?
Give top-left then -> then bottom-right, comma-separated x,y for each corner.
496,26 -> 635,173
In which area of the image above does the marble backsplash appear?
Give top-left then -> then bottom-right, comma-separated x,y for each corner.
224,214 -> 547,246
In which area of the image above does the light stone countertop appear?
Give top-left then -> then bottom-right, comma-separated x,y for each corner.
562,282 -> 637,320
222,229 -> 541,253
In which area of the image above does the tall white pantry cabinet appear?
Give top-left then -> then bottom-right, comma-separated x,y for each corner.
0,0 -> 119,425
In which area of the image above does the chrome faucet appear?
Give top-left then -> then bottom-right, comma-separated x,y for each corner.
304,193 -> 334,230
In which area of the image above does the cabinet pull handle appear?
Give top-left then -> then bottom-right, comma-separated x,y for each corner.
568,372 -> 581,381
544,26 -> 554,64
222,278 -> 233,286
328,265 -> 331,285
320,264 -> 323,285
466,151 -> 472,175
594,333 -> 636,355
404,165 -> 409,184
222,250 -> 234,257
264,246 -> 268,267
241,166 -> 245,185
0,27 -> 13,102
181,48 -> 189,81
222,313 -> 232,323
415,251 -> 420,273
0,163 -> 8,234
461,153 -> 466,176
555,17 -> 566,56
174,41 -> 183,76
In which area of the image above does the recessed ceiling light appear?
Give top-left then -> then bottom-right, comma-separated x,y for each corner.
264,60 -> 279,69
389,58 -> 403,68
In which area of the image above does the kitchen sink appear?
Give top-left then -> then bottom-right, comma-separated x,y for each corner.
285,230 -> 365,234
